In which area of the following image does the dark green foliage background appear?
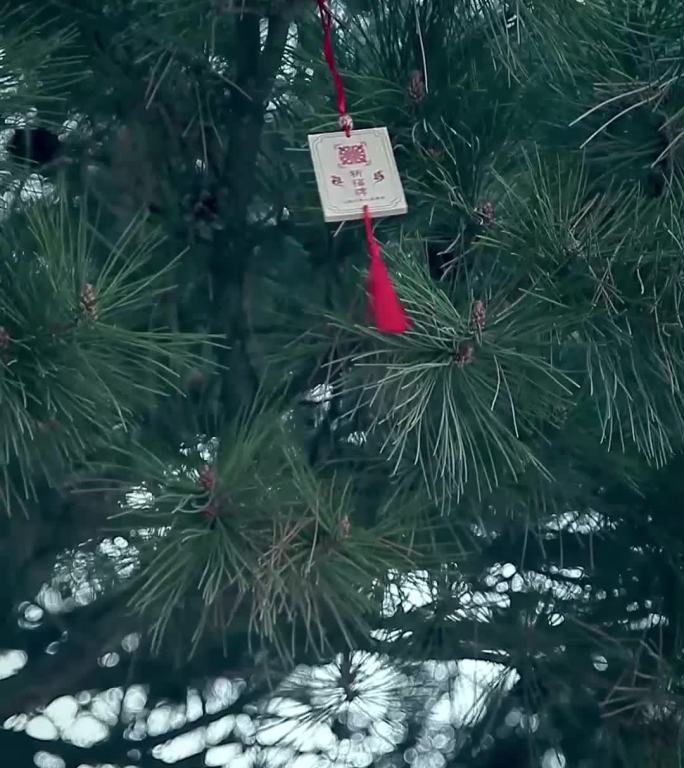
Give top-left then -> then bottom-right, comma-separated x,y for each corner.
2,1 -> 684,766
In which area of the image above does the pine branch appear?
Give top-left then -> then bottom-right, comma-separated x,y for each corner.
0,193 -> 216,511
0,4 -> 84,119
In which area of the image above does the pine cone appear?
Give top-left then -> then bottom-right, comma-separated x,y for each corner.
470,300 -> 486,333
338,515 -> 351,539
182,188 -> 223,241
79,283 -> 97,319
475,201 -> 494,224
408,70 -> 426,103
185,369 -> 208,391
36,418 -> 60,434
198,464 -> 217,492
454,343 -> 474,367
0,326 -> 10,352
200,502 -> 218,520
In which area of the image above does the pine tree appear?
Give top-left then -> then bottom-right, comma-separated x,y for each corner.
2,1 -> 684,767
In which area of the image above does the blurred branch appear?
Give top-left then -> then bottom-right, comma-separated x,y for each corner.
210,10 -> 290,418
0,679 -> 271,768
0,590 -> 135,721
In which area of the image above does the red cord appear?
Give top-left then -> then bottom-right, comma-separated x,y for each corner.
316,0 -> 350,135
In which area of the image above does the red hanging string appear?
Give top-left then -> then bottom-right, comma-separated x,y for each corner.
315,0 -> 410,333
316,0 -> 349,135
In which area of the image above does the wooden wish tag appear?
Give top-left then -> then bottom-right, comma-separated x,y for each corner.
308,127 -> 408,223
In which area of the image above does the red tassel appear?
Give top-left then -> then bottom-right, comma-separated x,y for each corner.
363,206 -> 410,333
